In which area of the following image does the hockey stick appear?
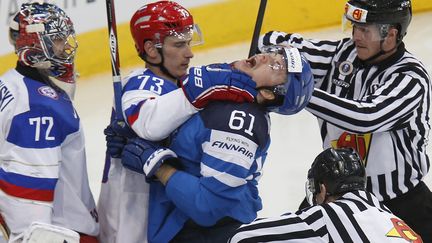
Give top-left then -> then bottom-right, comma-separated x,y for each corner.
105,0 -> 123,120
248,0 -> 268,58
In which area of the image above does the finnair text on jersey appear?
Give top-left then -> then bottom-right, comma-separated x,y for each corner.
211,141 -> 254,159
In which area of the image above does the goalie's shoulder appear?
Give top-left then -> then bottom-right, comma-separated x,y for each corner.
0,70 -> 19,113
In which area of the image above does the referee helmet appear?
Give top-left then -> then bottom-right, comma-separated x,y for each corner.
306,148 -> 366,204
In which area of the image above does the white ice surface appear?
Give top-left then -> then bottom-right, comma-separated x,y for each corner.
75,12 -> 432,218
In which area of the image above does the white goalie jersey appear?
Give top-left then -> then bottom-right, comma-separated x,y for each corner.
0,69 -> 99,241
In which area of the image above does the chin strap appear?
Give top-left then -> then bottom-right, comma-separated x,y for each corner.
141,48 -> 178,81
362,39 -> 398,64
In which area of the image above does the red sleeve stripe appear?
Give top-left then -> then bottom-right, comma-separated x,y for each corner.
0,179 -> 54,202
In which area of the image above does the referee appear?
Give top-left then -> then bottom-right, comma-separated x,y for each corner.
258,0 -> 431,240
229,148 -> 422,242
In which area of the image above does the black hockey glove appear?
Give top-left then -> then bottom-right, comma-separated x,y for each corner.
104,119 -> 136,158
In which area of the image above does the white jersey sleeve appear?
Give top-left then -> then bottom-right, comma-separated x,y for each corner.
121,69 -> 197,140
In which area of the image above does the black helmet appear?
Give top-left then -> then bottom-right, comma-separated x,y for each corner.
345,0 -> 412,41
307,148 -> 366,200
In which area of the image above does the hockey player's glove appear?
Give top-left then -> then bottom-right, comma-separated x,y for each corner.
121,138 -> 178,181
104,119 -> 136,158
257,31 -> 290,54
181,63 -> 257,109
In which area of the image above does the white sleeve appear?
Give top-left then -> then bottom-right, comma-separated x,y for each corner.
125,89 -> 198,141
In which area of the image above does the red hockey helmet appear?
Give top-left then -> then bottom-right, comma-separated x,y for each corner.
130,0 -> 203,55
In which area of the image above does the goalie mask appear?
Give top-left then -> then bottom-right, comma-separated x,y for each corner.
9,2 -> 78,98
261,45 -> 314,115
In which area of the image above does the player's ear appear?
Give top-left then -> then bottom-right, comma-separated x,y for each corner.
257,88 -> 276,102
320,184 -> 327,195
144,40 -> 159,59
315,183 -> 327,204
389,26 -> 399,39
383,27 -> 398,50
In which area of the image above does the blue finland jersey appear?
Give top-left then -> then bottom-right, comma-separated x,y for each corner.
147,101 -> 271,243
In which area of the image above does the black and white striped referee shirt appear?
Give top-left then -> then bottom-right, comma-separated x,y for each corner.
229,190 -> 422,242
261,31 -> 431,201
